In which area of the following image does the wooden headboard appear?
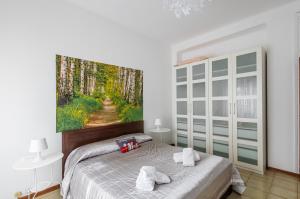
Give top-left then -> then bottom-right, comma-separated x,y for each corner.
62,121 -> 144,174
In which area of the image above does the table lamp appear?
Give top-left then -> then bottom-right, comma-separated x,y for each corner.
154,118 -> 161,130
29,138 -> 48,162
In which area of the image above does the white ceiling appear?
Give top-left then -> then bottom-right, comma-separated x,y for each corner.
66,0 -> 295,44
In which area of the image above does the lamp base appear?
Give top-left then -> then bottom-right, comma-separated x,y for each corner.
32,152 -> 43,163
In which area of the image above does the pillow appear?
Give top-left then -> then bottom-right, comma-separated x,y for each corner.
116,137 -> 140,153
131,134 -> 153,143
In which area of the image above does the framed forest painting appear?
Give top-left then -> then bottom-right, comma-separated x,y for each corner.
56,55 -> 143,132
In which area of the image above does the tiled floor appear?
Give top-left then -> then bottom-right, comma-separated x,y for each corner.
35,189 -> 61,199
228,169 -> 300,199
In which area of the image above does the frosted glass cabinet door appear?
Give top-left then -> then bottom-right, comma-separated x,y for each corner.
209,56 -> 232,160
232,48 -> 265,174
233,50 -> 258,166
175,66 -> 190,148
191,60 -> 209,153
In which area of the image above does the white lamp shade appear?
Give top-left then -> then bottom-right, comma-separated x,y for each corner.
154,118 -> 161,126
29,138 -> 48,153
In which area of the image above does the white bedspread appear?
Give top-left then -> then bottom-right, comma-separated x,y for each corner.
62,140 -> 244,199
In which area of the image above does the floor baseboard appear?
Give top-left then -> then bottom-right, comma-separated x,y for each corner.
267,167 -> 300,178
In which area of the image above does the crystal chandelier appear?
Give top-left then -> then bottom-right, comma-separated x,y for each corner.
163,0 -> 212,18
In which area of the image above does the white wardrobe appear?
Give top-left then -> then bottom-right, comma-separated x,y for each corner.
173,47 -> 266,174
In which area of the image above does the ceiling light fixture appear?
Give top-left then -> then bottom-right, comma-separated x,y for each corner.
163,0 -> 212,18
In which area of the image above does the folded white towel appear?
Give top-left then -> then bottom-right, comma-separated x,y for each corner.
173,151 -> 200,163
136,166 -> 156,191
155,171 -> 171,184
136,166 -> 170,191
183,148 -> 195,166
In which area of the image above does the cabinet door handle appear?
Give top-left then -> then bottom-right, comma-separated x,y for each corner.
233,103 -> 236,115
229,103 -> 231,115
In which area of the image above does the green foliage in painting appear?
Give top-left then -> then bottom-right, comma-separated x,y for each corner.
72,95 -> 102,114
111,95 -> 128,113
111,95 -> 143,123
56,106 -> 87,133
56,96 -> 102,132
120,105 -> 143,123
56,55 -> 143,132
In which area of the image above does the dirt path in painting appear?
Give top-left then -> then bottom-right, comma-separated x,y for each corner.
85,98 -> 121,128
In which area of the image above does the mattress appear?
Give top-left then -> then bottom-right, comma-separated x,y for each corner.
63,140 -> 233,199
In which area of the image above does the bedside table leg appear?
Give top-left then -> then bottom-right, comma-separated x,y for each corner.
33,168 -> 37,193
51,164 -> 54,184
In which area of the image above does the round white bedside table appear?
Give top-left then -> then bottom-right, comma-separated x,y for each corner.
13,152 -> 63,193
149,128 -> 171,143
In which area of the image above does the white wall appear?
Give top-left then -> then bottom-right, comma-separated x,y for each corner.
172,1 -> 300,173
0,0 -> 171,198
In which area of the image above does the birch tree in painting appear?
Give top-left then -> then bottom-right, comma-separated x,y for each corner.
56,55 -> 143,132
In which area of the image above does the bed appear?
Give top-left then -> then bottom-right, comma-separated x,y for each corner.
61,121 -> 238,199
